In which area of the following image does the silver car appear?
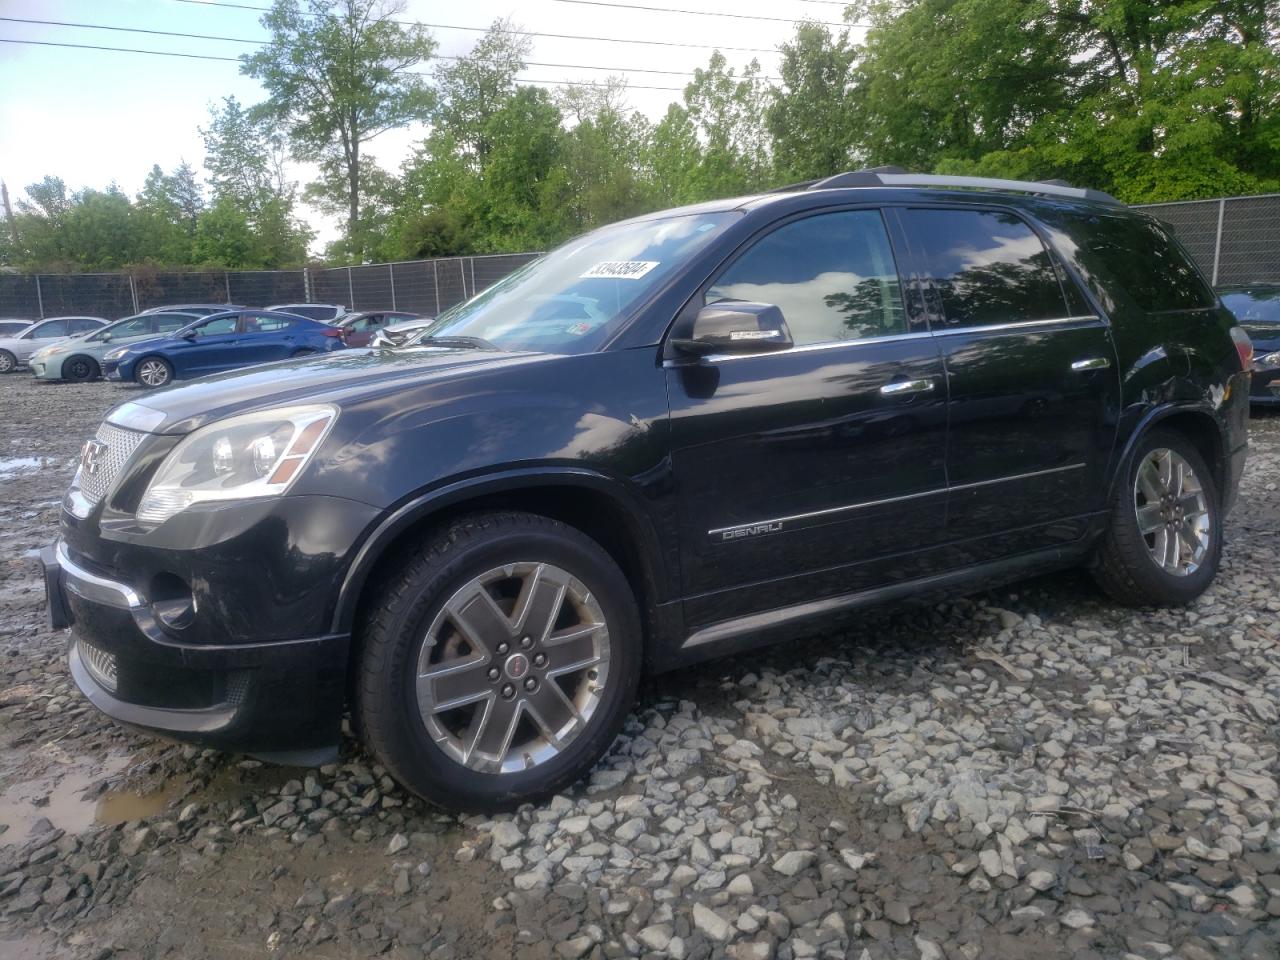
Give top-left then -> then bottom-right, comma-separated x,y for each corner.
369,315 -> 436,348
0,316 -> 107,373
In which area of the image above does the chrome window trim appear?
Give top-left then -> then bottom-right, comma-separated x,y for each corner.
930,315 -> 1101,337
708,462 -> 1086,537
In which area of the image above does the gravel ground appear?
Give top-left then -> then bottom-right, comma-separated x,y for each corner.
0,373 -> 1278,960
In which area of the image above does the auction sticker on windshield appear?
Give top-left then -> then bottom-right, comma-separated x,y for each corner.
580,260 -> 659,280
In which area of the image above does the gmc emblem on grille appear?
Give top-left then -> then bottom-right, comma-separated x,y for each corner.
81,439 -> 108,476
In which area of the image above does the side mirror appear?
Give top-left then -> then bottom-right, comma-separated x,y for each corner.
182,332 -> 198,342
101,333 -> 112,342
671,301 -> 794,357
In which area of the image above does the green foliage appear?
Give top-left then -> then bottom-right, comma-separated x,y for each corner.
242,0 -> 436,261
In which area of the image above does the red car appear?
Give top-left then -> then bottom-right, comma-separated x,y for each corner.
334,310 -> 422,347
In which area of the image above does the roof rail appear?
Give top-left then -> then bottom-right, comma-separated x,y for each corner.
801,167 -> 1124,206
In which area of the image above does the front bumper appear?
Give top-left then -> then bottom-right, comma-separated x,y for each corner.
103,359 -> 124,381
42,540 -> 349,763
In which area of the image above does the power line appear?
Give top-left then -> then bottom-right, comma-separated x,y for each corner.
0,15 -> 777,80
171,0 -> 780,54
547,0 -> 863,28
0,36 -> 692,91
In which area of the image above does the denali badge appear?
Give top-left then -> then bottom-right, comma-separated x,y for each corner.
81,439 -> 108,476
719,521 -> 784,541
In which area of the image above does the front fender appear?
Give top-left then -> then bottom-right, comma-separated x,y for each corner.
328,466 -> 670,635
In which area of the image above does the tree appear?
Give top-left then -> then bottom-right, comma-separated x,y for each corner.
242,0 -> 436,260
432,19 -> 531,166
203,96 -> 312,265
768,22 -> 860,181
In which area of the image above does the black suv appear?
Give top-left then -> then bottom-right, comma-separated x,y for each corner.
43,171 -> 1251,810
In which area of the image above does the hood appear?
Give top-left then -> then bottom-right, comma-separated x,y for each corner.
106,345 -> 555,435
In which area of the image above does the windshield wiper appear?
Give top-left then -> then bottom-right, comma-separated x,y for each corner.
410,335 -> 501,351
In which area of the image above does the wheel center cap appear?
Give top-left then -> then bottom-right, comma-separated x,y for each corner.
503,653 -> 530,680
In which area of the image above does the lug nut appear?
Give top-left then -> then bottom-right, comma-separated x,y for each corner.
487,667 -> 500,682
501,683 -> 515,699
496,641 -> 509,655
523,677 -> 538,692
533,653 -> 547,668
520,636 -> 533,649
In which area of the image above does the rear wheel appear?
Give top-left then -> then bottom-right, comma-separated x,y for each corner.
0,350 -> 15,374
356,511 -> 641,811
1091,430 -> 1221,606
135,356 -> 173,388
63,355 -> 100,382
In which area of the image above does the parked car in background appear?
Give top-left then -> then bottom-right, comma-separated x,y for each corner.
334,310 -> 421,347
44,171 -> 1250,811
1220,284 -> 1280,405
0,319 -> 34,336
101,309 -> 346,387
268,302 -> 347,323
0,316 -> 107,373
141,304 -> 243,317
370,315 -> 435,348
30,311 -> 200,382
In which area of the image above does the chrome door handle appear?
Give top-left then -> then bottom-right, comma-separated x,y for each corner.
879,378 -> 935,396
1071,357 -> 1111,371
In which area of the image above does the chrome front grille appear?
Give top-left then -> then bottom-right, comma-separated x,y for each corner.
73,421 -> 147,507
78,639 -> 118,693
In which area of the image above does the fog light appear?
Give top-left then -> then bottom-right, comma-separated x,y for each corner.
78,639 -> 118,693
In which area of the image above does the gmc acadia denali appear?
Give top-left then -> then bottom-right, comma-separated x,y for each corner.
43,170 -> 1251,810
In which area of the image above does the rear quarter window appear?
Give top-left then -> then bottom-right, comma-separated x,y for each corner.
1065,213 -> 1214,313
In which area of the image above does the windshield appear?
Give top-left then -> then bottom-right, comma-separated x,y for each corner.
414,212 -> 737,353
1221,290 -> 1280,324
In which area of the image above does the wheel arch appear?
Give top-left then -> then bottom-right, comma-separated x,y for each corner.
332,467 -> 673,658
1111,403 -> 1228,500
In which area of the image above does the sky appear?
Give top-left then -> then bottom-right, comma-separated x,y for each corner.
0,0 -> 862,250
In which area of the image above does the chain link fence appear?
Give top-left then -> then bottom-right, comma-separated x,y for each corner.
1,194 -> 1276,321
0,253 -> 542,321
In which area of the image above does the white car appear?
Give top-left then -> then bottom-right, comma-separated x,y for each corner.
0,316 -> 107,373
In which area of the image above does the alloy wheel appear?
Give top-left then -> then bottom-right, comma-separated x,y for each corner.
1133,447 -> 1211,576
415,561 -> 610,774
0,352 -> 12,373
137,360 -> 170,387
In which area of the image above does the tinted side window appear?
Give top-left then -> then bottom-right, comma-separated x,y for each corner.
245,315 -> 295,333
903,209 -> 1067,329
195,316 -> 238,337
707,210 -> 906,345
284,305 -> 329,321
153,313 -> 191,333
1071,214 -> 1214,312
69,319 -> 101,333
104,317 -> 152,339
32,319 -> 69,338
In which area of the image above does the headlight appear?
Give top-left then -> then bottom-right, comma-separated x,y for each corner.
1259,351 -> 1280,367
136,405 -> 337,524
104,346 -> 129,361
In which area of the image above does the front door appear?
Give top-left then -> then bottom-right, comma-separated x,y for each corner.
899,206 -> 1121,560
665,208 -> 950,631
180,314 -> 241,376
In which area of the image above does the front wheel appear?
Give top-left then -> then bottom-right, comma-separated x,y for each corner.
1091,430 -> 1221,606
0,350 -> 15,374
63,355 -> 100,382
134,356 -> 173,388
356,512 -> 641,811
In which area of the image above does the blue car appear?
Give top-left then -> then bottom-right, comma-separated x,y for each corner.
102,309 -> 345,388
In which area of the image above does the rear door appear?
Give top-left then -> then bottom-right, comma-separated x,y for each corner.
235,314 -> 300,366
899,206 -> 1120,559
666,208 -> 950,630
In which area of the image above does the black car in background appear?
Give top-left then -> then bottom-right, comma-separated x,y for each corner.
1219,285 -> 1280,405
43,170 -> 1251,811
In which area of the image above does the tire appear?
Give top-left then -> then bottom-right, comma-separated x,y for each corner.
63,355 -> 100,382
0,350 -> 15,374
134,356 -> 174,389
356,511 -> 641,811
1091,429 -> 1221,606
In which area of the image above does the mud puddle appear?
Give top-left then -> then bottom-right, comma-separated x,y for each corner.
0,748 -> 294,845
